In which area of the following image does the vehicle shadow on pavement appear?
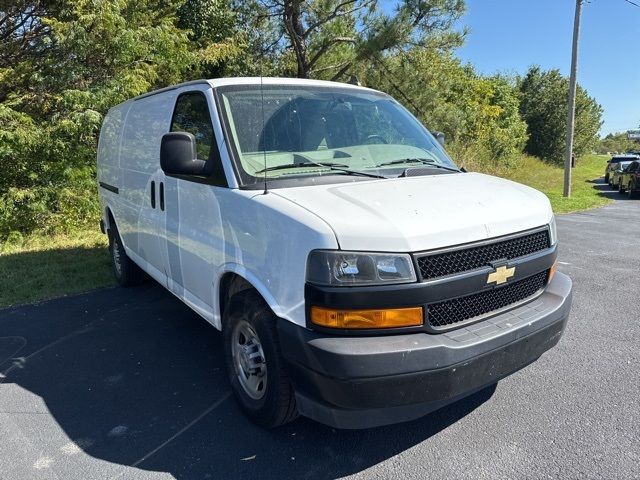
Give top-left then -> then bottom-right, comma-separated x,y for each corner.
0,284 -> 495,480
589,178 -> 635,201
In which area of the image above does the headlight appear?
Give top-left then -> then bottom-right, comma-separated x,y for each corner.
306,250 -> 417,286
548,215 -> 558,246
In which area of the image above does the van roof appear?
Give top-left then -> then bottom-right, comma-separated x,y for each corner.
129,77 -> 380,102
208,77 -> 376,91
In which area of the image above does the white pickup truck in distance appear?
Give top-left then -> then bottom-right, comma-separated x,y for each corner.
97,77 -> 572,429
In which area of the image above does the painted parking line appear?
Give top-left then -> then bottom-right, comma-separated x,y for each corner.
110,390 -> 232,479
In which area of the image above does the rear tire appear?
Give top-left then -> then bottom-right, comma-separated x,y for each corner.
223,289 -> 298,428
108,223 -> 144,287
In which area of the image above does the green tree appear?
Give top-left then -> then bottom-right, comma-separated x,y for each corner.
596,132 -> 640,155
176,0 -> 247,78
362,49 -> 527,163
518,66 -> 603,163
253,0 -> 466,79
0,0 -> 238,238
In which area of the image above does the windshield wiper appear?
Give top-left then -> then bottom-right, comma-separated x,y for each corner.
376,157 -> 460,173
256,161 -> 386,179
255,162 -> 348,173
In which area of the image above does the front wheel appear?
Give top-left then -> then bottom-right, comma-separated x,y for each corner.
604,173 -> 610,184
223,290 -> 298,428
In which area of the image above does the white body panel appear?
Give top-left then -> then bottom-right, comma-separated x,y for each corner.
274,172 -> 553,252
97,80 -> 338,328
97,77 -> 554,329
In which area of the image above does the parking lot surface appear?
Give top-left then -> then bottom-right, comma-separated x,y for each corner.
1,195 -> 638,479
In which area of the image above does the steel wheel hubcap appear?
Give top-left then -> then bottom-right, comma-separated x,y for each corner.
231,320 -> 267,400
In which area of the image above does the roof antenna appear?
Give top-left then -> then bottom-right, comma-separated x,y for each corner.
260,74 -> 268,195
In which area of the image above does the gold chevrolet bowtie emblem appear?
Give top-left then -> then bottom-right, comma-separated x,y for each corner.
487,265 -> 516,285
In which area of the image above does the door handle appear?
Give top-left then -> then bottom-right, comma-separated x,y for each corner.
150,181 -> 156,208
159,181 -> 164,211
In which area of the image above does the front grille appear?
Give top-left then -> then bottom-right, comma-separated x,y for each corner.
427,271 -> 548,329
416,229 -> 550,280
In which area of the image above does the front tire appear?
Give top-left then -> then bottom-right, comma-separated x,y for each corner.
223,290 -> 298,428
108,223 -> 144,286
604,173 -> 609,184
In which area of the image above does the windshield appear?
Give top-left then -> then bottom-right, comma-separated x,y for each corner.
619,161 -> 632,170
216,84 -> 458,186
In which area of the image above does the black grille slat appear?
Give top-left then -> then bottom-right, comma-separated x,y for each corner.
427,271 -> 548,329
416,230 -> 550,280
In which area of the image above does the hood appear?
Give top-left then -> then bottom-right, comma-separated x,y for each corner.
273,172 -> 553,252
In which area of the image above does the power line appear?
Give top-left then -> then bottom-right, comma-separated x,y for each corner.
623,0 -> 640,8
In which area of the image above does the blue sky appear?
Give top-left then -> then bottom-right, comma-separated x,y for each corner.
455,0 -> 640,136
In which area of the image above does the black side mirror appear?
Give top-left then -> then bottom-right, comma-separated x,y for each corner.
160,132 -> 207,176
432,131 -> 445,147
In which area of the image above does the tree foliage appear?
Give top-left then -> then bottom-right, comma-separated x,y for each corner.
596,132 -> 639,155
362,49 -> 527,162
0,1 -> 604,240
250,0 -> 465,79
0,0 -> 240,238
518,66 -> 603,164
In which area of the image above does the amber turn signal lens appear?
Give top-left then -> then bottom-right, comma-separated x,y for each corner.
310,306 -> 423,329
548,260 -> 558,283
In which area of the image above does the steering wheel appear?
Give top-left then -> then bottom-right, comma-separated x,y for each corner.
365,134 -> 388,145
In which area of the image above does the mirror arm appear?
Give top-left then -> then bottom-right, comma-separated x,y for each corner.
183,159 -> 207,176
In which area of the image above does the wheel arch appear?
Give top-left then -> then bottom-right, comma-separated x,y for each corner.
214,265 -> 283,331
104,206 -> 116,234
103,205 -> 136,256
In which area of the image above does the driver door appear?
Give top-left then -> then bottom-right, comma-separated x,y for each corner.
161,88 -> 228,320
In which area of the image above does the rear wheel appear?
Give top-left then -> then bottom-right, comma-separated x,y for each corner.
223,290 -> 298,428
108,222 -> 144,286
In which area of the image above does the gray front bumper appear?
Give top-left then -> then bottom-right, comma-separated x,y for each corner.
278,272 -> 573,428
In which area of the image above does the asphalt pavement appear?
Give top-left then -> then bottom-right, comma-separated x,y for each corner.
1,188 -> 638,479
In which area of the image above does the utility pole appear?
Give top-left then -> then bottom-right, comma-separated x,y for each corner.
563,0 -> 583,198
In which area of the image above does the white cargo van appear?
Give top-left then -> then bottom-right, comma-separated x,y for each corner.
97,78 -> 572,429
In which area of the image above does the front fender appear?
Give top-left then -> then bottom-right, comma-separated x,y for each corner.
212,263 -> 284,330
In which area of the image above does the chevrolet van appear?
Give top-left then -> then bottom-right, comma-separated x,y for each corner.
97,78 -> 573,429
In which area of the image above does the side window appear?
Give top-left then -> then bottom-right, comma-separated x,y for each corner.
170,92 -> 226,186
